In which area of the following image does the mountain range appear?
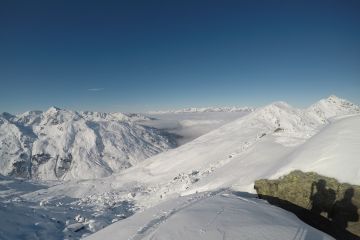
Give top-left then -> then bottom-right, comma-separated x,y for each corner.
0,95 -> 359,239
0,107 -> 176,180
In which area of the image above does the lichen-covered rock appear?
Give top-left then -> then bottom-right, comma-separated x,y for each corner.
254,170 -> 360,237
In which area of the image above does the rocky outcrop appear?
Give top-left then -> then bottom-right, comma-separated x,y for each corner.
254,170 -> 360,239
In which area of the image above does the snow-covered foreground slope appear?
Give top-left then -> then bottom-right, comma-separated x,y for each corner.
86,191 -> 334,240
84,97 -> 359,239
0,108 -> 176,180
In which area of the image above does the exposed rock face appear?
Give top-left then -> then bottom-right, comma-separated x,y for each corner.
254,171 -> 360,238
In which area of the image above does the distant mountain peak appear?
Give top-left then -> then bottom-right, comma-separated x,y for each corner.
323,95 -> 350,105
47,106 -> 61,112
0,107 -> 176,180
327,94 -> 341,101
148,106 -> 254,114
316,95 -> 359,108
268,101 -> 292,109
306,95 -> 359,124
320,94 -> 355,104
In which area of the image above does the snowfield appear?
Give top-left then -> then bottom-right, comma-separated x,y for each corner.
85,191 -> 334,240
271,114 -> 360,184
0,95 -> 359,239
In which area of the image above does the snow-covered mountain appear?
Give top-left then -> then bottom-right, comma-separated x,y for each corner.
0,95 -> 359,239
0,107 -> 176,180
80,95 -> 359,239
306,95 -> 360,124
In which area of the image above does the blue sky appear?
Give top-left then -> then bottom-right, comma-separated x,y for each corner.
1,0 -> 359,113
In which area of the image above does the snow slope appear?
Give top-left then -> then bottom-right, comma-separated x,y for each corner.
272,114 -> 360,184
306,95 -> 360,124
0,107 -> 176,180
28,96 -> 360,203
82,96 -> 359,239
86,191 -> 333,240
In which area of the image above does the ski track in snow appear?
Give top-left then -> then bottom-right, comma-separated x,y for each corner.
129,190 -> 225,240
199,206 -> 225,234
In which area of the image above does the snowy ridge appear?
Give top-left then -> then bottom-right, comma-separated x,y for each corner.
79,95 -> 358,239
148,106 -> 254,114
29,96 -> 359,200
0,107 -> 176,180
306,95 -> 360,124
271,115 -> 360,184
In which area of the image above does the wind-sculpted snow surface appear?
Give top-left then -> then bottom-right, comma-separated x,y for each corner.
85,191 -> 334,240
0,175 -> 136,240
0,107 -> 176,180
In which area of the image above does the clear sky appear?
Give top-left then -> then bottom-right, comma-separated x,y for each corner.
1,0 -> 359,113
